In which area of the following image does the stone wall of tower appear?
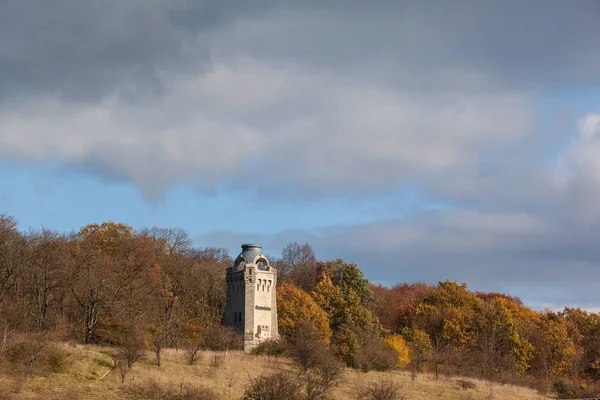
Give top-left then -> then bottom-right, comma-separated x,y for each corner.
224,244 -> 279,353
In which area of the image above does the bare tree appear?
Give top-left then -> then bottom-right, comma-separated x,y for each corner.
22,229 -> 71,331
279,242 -> 317,291
0,214 -> 26,303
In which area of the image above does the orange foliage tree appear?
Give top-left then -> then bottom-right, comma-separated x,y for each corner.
277,282 -> 332,343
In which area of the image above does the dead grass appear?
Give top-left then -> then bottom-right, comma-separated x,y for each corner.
0,342 -> 550,399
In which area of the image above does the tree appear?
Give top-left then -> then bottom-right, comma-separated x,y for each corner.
414,304 -> 448,379
0,215 -> 27,316
277,283 -> 331,343
371,282 -> 433,332
471,300 -> 533,378
311,276 -> 346,330
318,259 -> 375,310
408,328 -> 432,373
70,222 -> 158,344
386,335 -> 411,367
278,242 -> 317,291
180,319 -> 204,365
312,275 -> 383,367
538,311 -> 576,377
22,229 -> 71,331
145,323 -> 165,367
115,324 -> 145,383
563,307 -> 600,379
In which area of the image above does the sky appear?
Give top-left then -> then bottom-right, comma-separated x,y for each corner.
1,0 -> 600,311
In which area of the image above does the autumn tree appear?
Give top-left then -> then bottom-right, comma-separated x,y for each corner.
471,300 -> 533,378
372,282 -> 433,332
70,222 -> 158,344
562,307 -> 600,379
318,259 -> 375,310
277,282 -> 331,343
537,311 -> 576,378
312,274 -> 383,367
385,334 -> 411,368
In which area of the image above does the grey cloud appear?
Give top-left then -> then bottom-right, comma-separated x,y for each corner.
2,0 -> 599,102
0,0 -> 216,101
1,0 -> 598,198
209,0 -> 600,90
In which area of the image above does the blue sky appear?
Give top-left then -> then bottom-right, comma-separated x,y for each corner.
2,0 -> 600,311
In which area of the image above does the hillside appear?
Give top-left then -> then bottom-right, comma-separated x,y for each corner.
0,342 -> 548,400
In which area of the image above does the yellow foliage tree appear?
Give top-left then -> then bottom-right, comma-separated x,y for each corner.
277,282 -> 332,343
386,334 -> 411,367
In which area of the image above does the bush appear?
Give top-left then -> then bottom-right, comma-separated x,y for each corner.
209,354 -> 225,368
456,380 -> 476,390
115,326 -> 145,383
203,326 -> 243,352
354,338 -> 398,372
284,325 -> 344,399
242,372 -> 304,400
358,379 -> 406,400
288,328 -> 330,373
185,347 -> 203,366
251,340 -> 287,357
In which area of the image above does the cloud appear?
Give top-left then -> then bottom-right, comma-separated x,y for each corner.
1,0 -> 598,197
0,58 -> 535,197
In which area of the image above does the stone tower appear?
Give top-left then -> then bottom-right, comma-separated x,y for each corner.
224,244 -> 279,353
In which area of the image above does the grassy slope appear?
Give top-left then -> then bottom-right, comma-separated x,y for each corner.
0,343 -> 549,400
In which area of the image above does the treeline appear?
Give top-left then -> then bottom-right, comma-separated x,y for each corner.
274,244 -> 600,397
2,213 -> 600,397
0,214 -> 232,353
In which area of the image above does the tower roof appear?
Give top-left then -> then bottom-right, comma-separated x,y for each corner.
233,244 -> 267,269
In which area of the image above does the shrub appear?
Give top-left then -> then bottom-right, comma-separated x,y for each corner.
251,340 -> 287,357
456,380 -> 476,390
210,354 -> 225,368
203,326 -> 243,352
242,372 -> 304,400
115,325 -> 145,383
185,347 -> 203,366
288,327 -> 330,373
354,338 -> 398,372
358,379 -> 406,400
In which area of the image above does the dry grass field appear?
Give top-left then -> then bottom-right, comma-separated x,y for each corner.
0,342 -> 551,400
